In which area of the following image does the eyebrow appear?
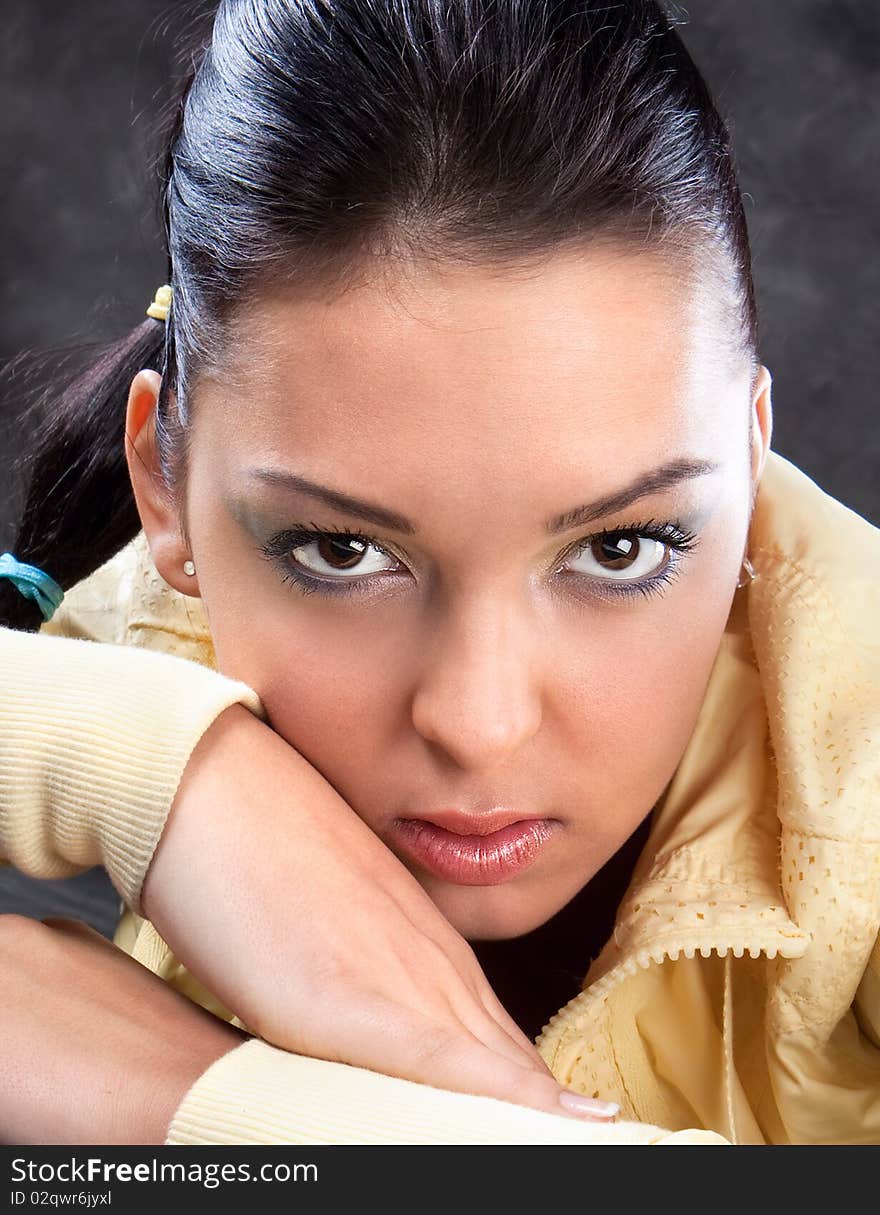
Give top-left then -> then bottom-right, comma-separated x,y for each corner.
246,457 -> 721,537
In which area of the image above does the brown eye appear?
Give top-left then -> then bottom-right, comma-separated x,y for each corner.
593,534 -> 642,571
315,535 -> 368,570
291,533 -> 399,579
565,533 -> 669,582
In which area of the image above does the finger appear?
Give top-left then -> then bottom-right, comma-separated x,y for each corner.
305,1003 -> 617,1124
461,1001 -> 554,1075
477,982 -> 554,1059
419,1011 -> 617,1121
433,961 -> 554,1073
432,934 -> 556,1066
395,1025 -> 618,1124
378,935 -> 544,1074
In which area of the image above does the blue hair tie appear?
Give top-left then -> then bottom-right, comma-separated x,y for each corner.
0,553 -> 65,622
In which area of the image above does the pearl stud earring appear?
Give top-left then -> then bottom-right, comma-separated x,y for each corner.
183,559 -> 196,577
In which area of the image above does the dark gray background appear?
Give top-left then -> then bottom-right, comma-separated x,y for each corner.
1,1 -> 878,934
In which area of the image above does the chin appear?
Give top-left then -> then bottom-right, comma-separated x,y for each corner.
425,879 -> 561,942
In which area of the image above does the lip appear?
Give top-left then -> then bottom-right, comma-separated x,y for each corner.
391,813 -> 559,886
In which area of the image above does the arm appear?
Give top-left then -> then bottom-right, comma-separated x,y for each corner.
0,917 -> 727,1146
0,624 -> 263,911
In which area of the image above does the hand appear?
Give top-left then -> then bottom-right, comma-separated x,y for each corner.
0,915 -> 244,1145
142,705 -> 616,1123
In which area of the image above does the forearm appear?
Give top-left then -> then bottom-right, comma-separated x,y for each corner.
0,626 -> 263,912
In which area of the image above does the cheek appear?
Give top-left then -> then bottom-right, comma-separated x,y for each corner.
184,488 -> 396,720
200,572 -> 407,774
553,575 -> 737,853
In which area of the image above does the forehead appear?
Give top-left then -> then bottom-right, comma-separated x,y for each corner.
195,244 -> 748,490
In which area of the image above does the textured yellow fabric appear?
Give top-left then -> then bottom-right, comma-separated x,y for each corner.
1,447 -> 877,1144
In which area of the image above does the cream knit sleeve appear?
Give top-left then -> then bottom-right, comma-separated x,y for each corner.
167,1038 -> 730,1146
0,625 -> 263,914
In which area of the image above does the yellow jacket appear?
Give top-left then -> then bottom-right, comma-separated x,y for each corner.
6,447 -> 879,1143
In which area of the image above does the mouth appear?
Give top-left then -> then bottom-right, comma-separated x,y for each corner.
390,811 -> 559,886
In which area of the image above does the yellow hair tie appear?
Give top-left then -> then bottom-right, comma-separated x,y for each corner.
146,284 -> 173,322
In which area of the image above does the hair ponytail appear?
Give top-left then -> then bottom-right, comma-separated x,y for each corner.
0,1 -> 197,633
0,318 -> 166,630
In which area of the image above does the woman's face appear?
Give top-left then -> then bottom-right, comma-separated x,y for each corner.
144,245 -> 771,940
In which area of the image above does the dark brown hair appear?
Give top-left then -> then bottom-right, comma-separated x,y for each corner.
1,0 -> 758,630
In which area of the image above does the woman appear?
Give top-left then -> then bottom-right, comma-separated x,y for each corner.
1,0 -> 878,1144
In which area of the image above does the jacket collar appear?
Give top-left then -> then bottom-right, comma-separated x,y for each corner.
538,448 -> 880,1048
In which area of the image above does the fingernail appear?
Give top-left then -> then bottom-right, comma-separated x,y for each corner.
558,1090 -> 619,1119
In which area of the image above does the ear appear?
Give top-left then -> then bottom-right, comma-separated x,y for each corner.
749,364 -> 774,488
124,369 -> 201,598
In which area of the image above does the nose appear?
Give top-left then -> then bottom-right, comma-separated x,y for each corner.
410,592 -> 543,772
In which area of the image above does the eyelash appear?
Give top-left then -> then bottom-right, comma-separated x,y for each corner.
258,517 -> 701,604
